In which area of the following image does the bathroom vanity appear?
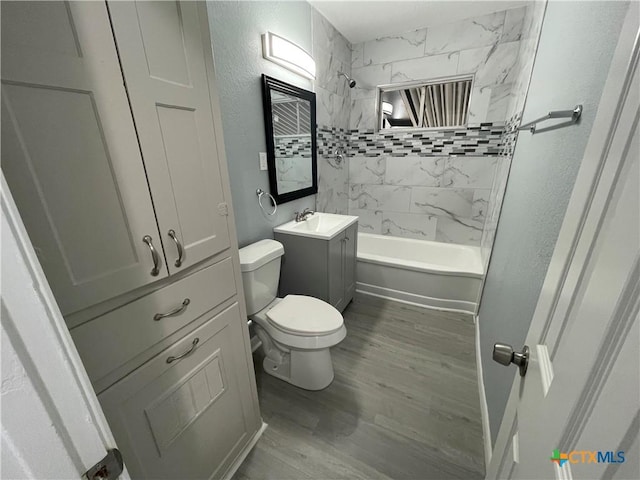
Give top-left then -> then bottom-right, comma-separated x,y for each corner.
274,213 -> 358,312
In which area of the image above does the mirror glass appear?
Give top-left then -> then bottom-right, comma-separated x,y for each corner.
378,76 -> 473,130
262,75 -> 317,204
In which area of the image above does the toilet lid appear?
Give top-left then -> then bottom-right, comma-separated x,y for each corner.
266,295 -> 343,335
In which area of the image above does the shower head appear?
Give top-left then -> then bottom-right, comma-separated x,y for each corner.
338,71 -> 356,88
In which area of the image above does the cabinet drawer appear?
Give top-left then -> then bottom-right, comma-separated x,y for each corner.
71,257 -> 237,387
98,303 -> 260,479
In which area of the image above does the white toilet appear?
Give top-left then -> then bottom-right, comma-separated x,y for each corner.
239,239 -> 346,390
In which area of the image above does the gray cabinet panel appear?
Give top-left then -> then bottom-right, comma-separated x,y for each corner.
108,1 -> 231,273
275,233 -> 328,300
328,234 -> 345,311
99,304 -> 261,479
1,1 -> 168,314
343,224 -> 358,305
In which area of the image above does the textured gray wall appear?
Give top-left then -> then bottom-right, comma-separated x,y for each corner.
207,1 -> 315,247
478,1 -> 630,445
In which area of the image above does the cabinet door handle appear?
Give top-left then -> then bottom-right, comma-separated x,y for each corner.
142,235 -> 160,276
154,298 -> 190,321
166,338 -> 199,364
168,229 -> 184,267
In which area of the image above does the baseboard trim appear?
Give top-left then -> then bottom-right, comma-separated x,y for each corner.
475,316 -> 492,467
356,282 -> 477,315
221,421 -> 267,480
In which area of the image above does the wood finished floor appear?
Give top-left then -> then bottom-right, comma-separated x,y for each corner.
235,294 -> 485,480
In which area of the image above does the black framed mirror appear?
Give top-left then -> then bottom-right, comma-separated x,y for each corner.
261,74 -> 317,204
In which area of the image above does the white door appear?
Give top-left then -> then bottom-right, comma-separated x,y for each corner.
487,8 -> 639,480
107,1 -> 231,272
1,175 -> 129,479
1,1 -> 168,315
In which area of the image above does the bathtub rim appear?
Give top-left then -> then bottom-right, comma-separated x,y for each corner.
357,232 -> 484,279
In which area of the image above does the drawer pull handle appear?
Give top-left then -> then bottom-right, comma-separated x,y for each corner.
154,298 -> 190,321
166,338 -> 199,364
143,235 -> 160,276
168,229 -> 184,267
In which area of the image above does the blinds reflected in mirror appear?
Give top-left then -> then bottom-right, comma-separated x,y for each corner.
380,77 -> 472,129
271,91 -> 311,136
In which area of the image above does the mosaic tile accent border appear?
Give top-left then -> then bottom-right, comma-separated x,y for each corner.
348,123 -> 504,157
317,127 -> 350,157
499,113 -> 521,157
317,123 -> 505,158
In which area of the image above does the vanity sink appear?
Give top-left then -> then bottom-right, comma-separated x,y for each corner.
274,213 -> 358,240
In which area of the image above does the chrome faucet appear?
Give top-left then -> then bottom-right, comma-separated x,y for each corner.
294,208 -> 314,222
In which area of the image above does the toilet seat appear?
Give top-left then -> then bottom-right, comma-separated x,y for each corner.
266,295 -> 343,336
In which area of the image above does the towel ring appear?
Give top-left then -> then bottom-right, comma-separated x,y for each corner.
256,188 -> 277,216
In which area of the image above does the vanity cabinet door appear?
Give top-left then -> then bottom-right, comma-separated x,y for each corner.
328,233 -> 346,312
330,223 -> 358,311
343,224 -> 358,306
107,1 -> 231,273
1,1 -> 168,315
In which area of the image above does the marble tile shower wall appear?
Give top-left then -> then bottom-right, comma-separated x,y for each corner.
313,9 -> 352,215
481,1 -> 547,266
318,123 -> 505,245
349,155 -> 496,244
312,5 -> 545,251
349,7 -> 528,130
342,6 -> 528,246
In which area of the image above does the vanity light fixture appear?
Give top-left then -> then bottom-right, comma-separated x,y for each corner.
382,101 -> 394,116
262,31 -> 316,80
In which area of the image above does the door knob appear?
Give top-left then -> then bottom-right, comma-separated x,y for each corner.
493,343 -> 529,377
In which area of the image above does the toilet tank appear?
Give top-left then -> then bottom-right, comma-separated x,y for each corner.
238,239 -> 284,315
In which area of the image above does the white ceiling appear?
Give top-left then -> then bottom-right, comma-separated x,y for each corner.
309,1 -> 528,44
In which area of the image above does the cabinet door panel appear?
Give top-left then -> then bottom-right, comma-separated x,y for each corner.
1,1 -> 167,315
99,303 -> 260,479
328,234 -> 345,311
108,1 -> 231,273
344,224 -> 357,305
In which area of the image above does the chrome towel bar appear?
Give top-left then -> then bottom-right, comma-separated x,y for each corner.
518,104 -> 582,133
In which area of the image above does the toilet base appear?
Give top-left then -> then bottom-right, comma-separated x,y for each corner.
253,321 -> 340,391
263,348 -> 335,391
256,327 -> 333,390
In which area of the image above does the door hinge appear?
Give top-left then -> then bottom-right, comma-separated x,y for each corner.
84,449 -> 123,480
217,202 -> 229,216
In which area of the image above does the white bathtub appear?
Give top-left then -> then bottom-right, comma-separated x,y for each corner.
356,233 -> 484,314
